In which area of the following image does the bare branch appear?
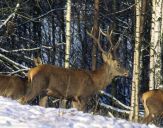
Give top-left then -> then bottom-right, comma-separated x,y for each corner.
0,43 -> 65,53
0,3 -> 20,29
100,103 -> 130,114
0,53 -> 29,69
0,69 -> 28,76
100,91 -> 131,110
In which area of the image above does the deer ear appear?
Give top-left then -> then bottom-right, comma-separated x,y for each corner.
102,53 -> 108,62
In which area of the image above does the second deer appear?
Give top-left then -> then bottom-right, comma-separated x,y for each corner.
0,74 -> 28,101
142,89 -> 163,124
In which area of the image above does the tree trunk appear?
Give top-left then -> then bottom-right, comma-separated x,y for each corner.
149,0 -> 163,89
92,0 -> 99,70
161,2 -> 163,86
129,0 -> 142,122
154,0 -> 162,88
149,0 -> 156,90
65,0 -> 71,68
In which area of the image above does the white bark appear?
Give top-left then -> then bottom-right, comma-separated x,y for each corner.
149,0 -> 163,89
161,2 -> 163,87
154,0 -> 163,88
65,0 -> 71,68
149,0 -> 156,90
129,0 -> 141,122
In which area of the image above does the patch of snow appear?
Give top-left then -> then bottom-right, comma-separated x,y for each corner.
0,96 -> 158,128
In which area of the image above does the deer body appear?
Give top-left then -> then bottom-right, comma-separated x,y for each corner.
28,64 -> 97,98
24,55 -> 128,110
0,75 -> 28,100
142,89 -> 163,124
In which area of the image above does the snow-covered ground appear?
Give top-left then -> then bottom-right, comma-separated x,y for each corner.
0,96 -> 157,128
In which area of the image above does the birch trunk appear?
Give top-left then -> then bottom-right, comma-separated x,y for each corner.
129,0 -> 141,122
149,0 -> 156,90
65,0 -> 71,68
161,2 -> 163,86
154,0 -> 162,88
149,0 -> 163,89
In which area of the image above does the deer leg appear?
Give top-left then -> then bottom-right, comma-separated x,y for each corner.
72,97 -> 88,112
80,98 -> 88,112
72,96 -> 82,110
142,113 -> 155,124
22,84 -> 42,104
17,96 -> 25,104
38,90 -> 49,107
46,88 -> 68,108
39,96 -> 48,107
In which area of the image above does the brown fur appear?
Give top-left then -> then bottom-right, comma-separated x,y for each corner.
142,89 -> 163,124
0,74 -> 28,100
23,53 -> 128,111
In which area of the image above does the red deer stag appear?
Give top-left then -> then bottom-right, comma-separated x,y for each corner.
142,89 -> 163,124
0,74 -> 28,101
22,27 -> 128,110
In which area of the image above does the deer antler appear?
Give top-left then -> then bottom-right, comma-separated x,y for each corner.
87,26 -> 126,58
87,27 -> 107,54
99,26 -> 114,53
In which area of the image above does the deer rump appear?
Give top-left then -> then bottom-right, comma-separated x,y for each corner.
0,75 -> 27,100
142,89 -> 163,124
26,64 -> 98,110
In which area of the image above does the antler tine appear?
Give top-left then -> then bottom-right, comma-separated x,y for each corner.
99,27 -> 113,53
112,28 -> 127,56
87,27 -> 107,54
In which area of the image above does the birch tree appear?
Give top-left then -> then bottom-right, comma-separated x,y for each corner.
65,0 -> 71,68
149,0 -> 163,89
161,2 -> 163,86
129,0 -> 142,122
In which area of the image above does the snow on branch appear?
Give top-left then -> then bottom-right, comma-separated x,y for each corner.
0,3 -> 20,29
0,69 -> 28,75
0,44 -> 65,53
0,48 -> 33,61
100,91 -> 131,110
100,102 -> 130,114
0,53 -> 29,70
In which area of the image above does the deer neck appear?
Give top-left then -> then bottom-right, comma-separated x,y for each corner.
91,63 -> 114,90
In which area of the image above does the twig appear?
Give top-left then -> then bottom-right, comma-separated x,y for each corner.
100,102 -> 130,114
100,91 -> 131,110
0,53 -> 29,69
0,68 -> 28,75
0,43 -> 65,53
18,8 -> 65,25
0,3 -> 20,29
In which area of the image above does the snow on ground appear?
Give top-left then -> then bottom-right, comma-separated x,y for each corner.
0,96 -> 158,128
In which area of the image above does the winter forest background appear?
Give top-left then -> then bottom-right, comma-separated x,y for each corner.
0,0 -> 163,126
